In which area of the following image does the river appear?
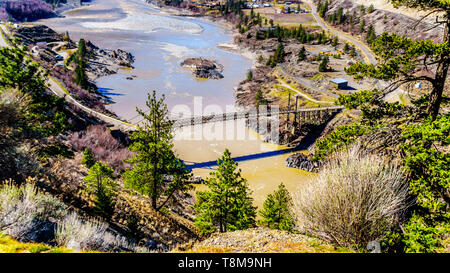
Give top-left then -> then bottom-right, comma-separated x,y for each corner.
39,0 -> 312,207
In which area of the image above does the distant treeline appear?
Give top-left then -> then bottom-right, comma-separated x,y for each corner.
0,0 -> 53,22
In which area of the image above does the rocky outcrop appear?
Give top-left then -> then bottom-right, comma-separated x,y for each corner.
181,57 -> 223,79
84,40 -> 135,80
175,228 -> 352,253
12,25 -> 135,81
285,153 -> 322,172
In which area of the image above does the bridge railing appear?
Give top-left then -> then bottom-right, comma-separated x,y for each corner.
170,106 -> 344,128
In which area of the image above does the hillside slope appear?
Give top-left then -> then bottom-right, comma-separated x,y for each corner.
175,228 -> 354,253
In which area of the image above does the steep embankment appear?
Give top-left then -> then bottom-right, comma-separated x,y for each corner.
312,0 -> 443,42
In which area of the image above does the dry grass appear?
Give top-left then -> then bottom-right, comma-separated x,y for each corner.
55,213 -> 139,252
293,146 -> 411,250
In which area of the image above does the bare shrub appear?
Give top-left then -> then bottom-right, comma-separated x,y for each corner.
292,146 -> 410,249
70,125 -> 132,171
49,66 -> 106,112
55,213 -> 139,252
0,179 -> 67,240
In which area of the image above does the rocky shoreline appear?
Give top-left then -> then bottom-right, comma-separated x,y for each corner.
285,153 -> 322,172
82,40 -> 135,81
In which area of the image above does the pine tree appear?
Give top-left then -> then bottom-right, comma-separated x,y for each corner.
331,36 -> 339,48
247,70 -> 253,81
255,89 -> 267,108
77,38 -> 86,59
82,147 -> 95,168
366,24 -> 376,44
297,46 -> 306,62
258,55 -> 263,63
274,43 -> 285,64
350,45 -> 357,57
84,162 -> 117,219
319,55 -> 329,72
344,43 -> 350,53
258,183 -> 295,231
359,19 -> 366,33
123,91 -> 192,211
74,38 -> 88,89
193,149 -> 256,235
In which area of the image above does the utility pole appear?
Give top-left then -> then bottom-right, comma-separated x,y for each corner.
286,91 -> 291,123
294,95 -> 299,126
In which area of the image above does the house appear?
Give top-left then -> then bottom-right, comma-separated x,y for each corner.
330,78 -> 348,89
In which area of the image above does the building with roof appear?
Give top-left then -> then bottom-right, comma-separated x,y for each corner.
330,78 -> 348,89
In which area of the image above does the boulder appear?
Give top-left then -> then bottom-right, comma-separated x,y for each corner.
285,153 -> 322,172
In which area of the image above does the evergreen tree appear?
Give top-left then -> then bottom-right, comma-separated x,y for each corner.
74,38 -> 88,89
366,24 -> 376,44
359,19 -> 366,33
258,55 -> 263,63
0,44 -> 68,136
255,89 -> 267,108
258,183 -> 295,231
297,46 -> 306,62
319,55 -> 329,72
74,59 -> 88,89
77,38 -> 86,59
350,45 -> 357,57
331,36 -> 339,48
360,4 -> 366,15
336,7 -> 344,24
84,162 -> 117,219
123,91 -> 192,211
273,43 -> 285,63
193,149 -> 256,235
82,147 -> 95,168
247,70 -> 253,81
344,42 -> 350,53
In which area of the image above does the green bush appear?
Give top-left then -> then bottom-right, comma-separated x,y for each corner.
313,122 -> 374,160
83,162 -> 117,219
81,147 -> 95,168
